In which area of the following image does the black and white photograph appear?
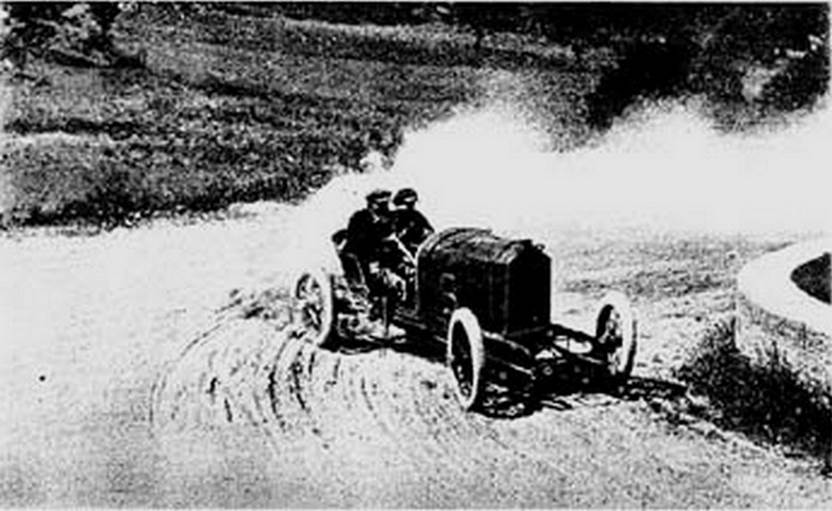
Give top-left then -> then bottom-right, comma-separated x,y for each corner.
1,1 -> 831,507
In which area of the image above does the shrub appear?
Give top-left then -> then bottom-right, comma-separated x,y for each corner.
676,319 -> 832,460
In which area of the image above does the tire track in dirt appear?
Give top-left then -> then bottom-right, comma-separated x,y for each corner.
0,207 -> 304,506
145,290 -> 758,506
151,287 -> 653,505
345,352 -> 482,477
154,318 -> 305,440
153,296 -> 516,495
355,362 -> 465,475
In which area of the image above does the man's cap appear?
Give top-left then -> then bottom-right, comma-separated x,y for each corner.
366,189 -> 392,203
393,188 -> 418,205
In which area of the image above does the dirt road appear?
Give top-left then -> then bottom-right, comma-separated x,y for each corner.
2,198 -> 830,506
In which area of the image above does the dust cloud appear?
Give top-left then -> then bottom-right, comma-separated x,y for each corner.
284,95 -> 831,273
394,98 -> 831,237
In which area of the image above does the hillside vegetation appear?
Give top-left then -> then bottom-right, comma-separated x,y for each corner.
1,3 -> 828,228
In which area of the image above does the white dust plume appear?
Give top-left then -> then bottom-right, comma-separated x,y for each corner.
283,97 -> 831,273
392,99 -> 832,239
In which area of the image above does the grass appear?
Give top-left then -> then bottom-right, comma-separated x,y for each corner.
675,319 -> 832,463
2,63 -> 339,226
5,5 -> 558,228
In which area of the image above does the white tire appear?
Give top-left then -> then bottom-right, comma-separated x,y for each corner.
446,308 -> 485,410
594,291 -> 638,380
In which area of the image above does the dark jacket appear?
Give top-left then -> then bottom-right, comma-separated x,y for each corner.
343,208 -> 393,263
394,209 -> 433,254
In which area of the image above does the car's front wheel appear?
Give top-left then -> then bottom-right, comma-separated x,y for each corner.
593,291 -> 638,384
446,308 -> 485,411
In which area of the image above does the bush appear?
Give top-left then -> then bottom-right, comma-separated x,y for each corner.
676,320 -> 832,460
585,39 -> 696,129
760,47 -> 830,112
2,2 -> 138,72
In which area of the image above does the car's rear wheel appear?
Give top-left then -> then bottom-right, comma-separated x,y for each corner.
294,270 -> 334,347
446,308 -> 485,411
593,291 -> 637,383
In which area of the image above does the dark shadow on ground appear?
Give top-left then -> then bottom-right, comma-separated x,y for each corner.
496,373 -> 688,420
469,373 -> 689,420
321,331 -> 688,421
322,330 -> 447,361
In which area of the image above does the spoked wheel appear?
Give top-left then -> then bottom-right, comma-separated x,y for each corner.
293,270 -> 334,347
593,291 -> 638,383
446,308 -> 485,411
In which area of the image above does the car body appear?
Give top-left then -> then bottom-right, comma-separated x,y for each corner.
294,227 -> 638,410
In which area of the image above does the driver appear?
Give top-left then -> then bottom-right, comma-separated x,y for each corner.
393,188 -> 433,256
343,189 -> 395,281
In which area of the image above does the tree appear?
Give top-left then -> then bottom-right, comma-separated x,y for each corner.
2,2 -> 135,73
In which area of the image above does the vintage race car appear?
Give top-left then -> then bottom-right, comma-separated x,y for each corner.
293,227 -> 638,410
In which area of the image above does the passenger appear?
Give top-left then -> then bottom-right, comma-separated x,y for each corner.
343,189 -> 395,281
393,187 -> 434,256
